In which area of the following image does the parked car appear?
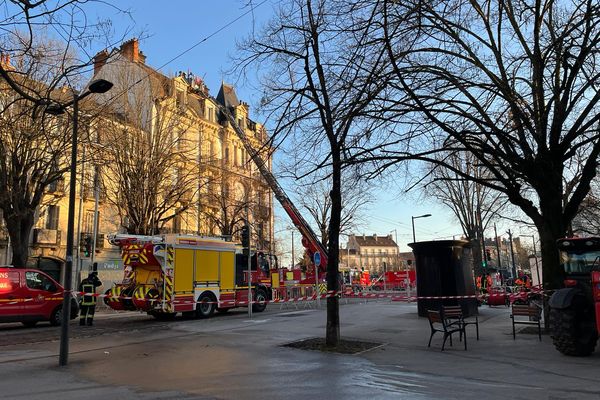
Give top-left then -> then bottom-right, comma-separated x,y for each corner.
487,286 -> 510,307
0,266 -> 79,327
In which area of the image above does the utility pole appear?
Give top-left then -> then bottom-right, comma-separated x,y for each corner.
90,164 -> 100,265
246,206 -> 252,318
291,229 -> 294,269
494,224 -> 502,284
507,229 -> 517,280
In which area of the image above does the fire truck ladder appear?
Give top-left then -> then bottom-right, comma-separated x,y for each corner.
220,107 -> 328,270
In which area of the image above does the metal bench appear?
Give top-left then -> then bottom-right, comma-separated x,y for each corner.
427,309 -> 467,351
510,304 -> 542,341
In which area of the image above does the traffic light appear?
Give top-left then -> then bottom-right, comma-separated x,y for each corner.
241,226 -> 250,248
82,235 -> 93,257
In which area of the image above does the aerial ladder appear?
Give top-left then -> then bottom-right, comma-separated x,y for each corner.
219,106 -> 328,278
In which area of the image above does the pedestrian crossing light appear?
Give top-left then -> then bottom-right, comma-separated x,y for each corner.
82,235 -> 93,257
241,226 -> 250,248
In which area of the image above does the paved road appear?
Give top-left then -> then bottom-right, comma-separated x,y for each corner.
1,300 -> 599,399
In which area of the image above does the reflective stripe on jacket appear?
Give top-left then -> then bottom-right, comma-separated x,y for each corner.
81,283 -> 96,306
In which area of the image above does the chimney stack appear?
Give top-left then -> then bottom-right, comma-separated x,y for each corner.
0,53 -> 13,70
93,49 -> 109,75
120,38 -> 140,62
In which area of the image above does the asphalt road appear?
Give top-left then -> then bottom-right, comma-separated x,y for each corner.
1,299 -> 599,399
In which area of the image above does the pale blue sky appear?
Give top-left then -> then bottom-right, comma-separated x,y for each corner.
82,1 -> 462,259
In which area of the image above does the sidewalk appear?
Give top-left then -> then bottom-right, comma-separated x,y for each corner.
0,300 -> 599,399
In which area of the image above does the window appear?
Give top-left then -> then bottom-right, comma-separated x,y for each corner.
25,271 -> 56,292
45,205 -> 59,230
83,210 -> 97,234
224,147 -> 230,164
207,106 -> 214,122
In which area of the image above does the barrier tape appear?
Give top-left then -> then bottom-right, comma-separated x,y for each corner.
0,288 -> 551,307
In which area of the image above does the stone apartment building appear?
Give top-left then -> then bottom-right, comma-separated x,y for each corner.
340,234 -> 414,274
0,39 -> 274,285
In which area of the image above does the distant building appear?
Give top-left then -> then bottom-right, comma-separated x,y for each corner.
340,234 -> 413,274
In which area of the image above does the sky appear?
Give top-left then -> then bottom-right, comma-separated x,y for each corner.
80,1 -> 473,262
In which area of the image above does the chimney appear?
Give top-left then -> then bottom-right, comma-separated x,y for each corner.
93,49 -> 109,75
0,53 -> 13,70
120,38 -> 140,62
374,234 -> 378,242
138,50 -> 146,64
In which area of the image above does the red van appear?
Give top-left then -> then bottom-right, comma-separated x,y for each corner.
0,267 -> 79,327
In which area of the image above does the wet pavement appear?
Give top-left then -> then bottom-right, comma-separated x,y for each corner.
1,299 -> 599,399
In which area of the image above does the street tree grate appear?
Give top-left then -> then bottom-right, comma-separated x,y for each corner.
282,337 -> 383,354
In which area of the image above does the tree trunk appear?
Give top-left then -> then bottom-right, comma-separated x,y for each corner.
5,211 -> 34,268
326,157 -> 342,347
470,238 -> 484,278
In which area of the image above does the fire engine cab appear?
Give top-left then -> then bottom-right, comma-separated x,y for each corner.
106,233 -> 277,319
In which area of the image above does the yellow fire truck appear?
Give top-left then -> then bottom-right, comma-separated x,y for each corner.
105,233 -> 277,319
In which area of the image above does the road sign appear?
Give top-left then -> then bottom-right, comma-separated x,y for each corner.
314,251 -> 321,267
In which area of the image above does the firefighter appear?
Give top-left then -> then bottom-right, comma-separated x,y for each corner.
79,266 -> 102,326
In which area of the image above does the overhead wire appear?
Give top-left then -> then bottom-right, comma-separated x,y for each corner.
97,0 -> 270,113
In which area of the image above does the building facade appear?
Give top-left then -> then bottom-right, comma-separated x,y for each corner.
0,39 -> 275,287
340,234 -> 413,274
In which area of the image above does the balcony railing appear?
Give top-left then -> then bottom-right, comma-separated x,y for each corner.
33,228 -> 61,245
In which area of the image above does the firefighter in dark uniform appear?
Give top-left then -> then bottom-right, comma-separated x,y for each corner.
79,266 -> 102,326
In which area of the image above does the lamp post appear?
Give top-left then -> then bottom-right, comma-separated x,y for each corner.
520,234 -> 541,287
411,214 -> 432,243
46,79 -> 113,366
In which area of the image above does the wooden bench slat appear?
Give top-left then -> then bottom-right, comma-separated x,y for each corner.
510,304 -> 542,341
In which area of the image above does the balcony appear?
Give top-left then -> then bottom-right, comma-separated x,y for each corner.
82,187 -> 107,202
33,228 -> 61,245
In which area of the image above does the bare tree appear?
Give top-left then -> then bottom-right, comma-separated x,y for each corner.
0,1 -> 123,108
0,36 -> 83,267
98,73 -> 199,235
381,0 -> 600,290
200,170 -> 254,239
424,152 -> 506,277
235,0 -> 400,345
294,175 -> 373,247
0,2 -> 128,266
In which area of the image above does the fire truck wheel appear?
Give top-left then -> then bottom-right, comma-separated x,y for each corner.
550,306 -> 598,356
252,289 -> 268,313
196,293 -> 216,318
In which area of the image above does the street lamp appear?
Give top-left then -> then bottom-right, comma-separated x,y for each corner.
520,234 -> 541,287
46,78 -> 113,366
411,214 -> 432,243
